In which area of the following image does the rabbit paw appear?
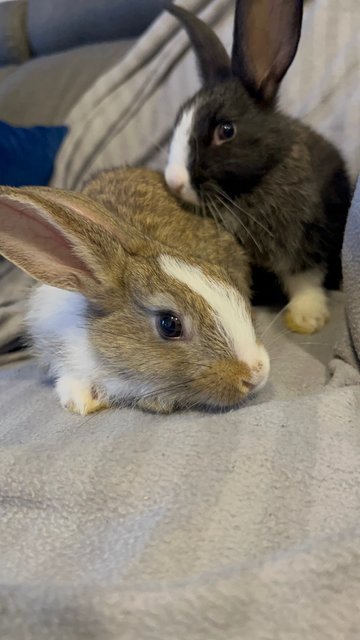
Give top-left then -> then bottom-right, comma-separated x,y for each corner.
56,376 -> 109,416
136,396 -> 177,414
284,289 -> 330,334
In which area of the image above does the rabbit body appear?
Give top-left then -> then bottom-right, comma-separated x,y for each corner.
165,2 -> 351,334
82,167 -> 251,291
0,168 -> 269,415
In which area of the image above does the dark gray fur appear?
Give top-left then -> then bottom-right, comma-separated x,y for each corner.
167,1 -> 352,302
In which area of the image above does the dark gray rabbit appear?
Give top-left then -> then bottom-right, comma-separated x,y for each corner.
165,0 -> 351,334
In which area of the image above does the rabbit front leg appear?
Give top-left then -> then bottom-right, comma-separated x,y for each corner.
281,268 -> 330,334
56,376 -> 110,416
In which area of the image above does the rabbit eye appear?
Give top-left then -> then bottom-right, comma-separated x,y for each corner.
213,121 -> 237,146
156,312 -> 183,340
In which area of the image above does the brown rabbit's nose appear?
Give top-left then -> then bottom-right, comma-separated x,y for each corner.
241,379 -> 255,392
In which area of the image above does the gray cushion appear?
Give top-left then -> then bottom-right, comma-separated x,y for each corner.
0,1 -> 30,66
0,64 -> 18,83
0,40 -> 135,126
28,0 -> 162,56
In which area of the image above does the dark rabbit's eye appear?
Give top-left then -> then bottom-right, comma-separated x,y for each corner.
213,121 -> 237,146
156,312 -> 183,340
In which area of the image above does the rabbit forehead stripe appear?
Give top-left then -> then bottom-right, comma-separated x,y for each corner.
165,104 -> 199,204
159,255 -> 255,359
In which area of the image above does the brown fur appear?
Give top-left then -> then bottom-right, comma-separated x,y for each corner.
83,167 -> 251,296
83,170 -> 255,411
0,168 -> 267,414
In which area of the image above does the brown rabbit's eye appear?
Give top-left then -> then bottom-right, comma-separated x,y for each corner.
213,121 -> 237,146
157,313 -> 183,340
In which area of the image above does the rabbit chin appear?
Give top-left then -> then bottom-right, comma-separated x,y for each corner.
179,181 -> 200,206
193,353 -> 270,410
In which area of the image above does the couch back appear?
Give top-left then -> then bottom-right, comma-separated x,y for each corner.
0,0 -> 163,65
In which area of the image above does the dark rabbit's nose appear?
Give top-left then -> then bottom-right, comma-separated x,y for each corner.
173,182 -> 185,194
165,164 -> 188,193
168,177 -> 185,194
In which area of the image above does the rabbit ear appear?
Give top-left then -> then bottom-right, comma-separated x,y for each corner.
167,3 -> 231,84
231,0 -> 303,104
0,186 -> 129,295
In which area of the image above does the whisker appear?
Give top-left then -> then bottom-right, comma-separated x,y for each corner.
210,191 -> 240,226
207,195 -> 228,231
101,358 -> 213,377
260,303 -> 291,338
213,193 -> 251,235
265,328 -> 293,349
184,398 -> 205,412
137,381 -> 196,402
199,191 -> 207,219
211,184 -> 274,238
134,371 -> 220,403
205,197 -> 221,233
138,365 -> 228,399
212,192 -> 263,254
292,341 -> 334,347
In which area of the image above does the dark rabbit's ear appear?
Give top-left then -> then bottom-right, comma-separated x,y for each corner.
167,3 -> 231,83
231,0 -> 303,104
0,187 -> 130,295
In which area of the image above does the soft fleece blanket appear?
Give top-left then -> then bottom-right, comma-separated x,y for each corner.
0,0 -> 360,638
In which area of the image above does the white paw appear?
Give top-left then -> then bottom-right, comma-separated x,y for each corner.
55,376 -> 109,416
285,289 -> 330,334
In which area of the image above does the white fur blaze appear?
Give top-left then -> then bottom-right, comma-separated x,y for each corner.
159,255 -> 262,363
165,106 -> 199,205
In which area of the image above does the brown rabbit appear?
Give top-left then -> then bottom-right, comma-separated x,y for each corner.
0,168 -> 269,416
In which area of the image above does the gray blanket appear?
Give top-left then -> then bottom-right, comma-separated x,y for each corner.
0,183 -> 359,637
1,0 -> 360,637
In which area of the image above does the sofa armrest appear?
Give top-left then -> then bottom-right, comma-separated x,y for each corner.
0,1 -> 30,66
28,0 -> 163,56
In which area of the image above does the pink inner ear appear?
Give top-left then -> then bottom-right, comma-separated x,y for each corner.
234,0 -> 302,103
0,198 -> 96,291
246,3 -> 274,85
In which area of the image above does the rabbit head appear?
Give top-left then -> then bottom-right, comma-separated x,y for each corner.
0,181 -> 269,413
165,0 -> 303,205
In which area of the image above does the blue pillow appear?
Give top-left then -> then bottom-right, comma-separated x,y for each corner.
0,121 -> 68,187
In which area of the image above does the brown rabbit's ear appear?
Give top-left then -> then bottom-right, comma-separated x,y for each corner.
232,0 -> 303,104
0,186 -> 129,295
167,3 -> 231,84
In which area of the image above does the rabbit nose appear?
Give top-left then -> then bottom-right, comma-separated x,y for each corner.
241,379 -> 256,393
168,176 -> 185,193
165,165 -> 188,193
173,182 -> 185,194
